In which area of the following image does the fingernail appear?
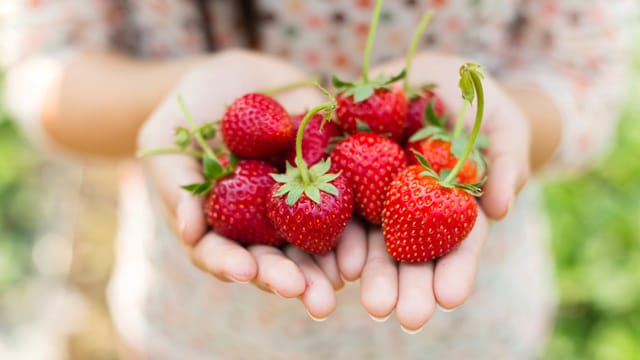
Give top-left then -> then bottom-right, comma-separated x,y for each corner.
271,287 -> 287,299
227,273 -> 250,284
306,310 -> 329,322
368,313 -> 391,322
400,324 -> 424,335
437,304 -> 458,313
177,197 -> 188,243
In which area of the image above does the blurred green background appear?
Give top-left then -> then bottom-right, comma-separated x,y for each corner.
1,49 -> 640,360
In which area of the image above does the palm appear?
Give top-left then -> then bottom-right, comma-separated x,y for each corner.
138,50 -> 367,319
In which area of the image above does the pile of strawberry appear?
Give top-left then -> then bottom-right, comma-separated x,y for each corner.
142,4 -> 488,263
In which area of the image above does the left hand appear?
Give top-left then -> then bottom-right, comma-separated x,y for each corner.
350,52 -> 531,332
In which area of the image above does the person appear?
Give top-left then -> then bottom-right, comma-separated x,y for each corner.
2,0 -> 636,358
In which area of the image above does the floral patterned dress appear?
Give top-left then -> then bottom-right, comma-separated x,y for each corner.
2,0 -> 637,359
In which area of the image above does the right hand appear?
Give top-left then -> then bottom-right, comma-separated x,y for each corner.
137,50 -> 368,320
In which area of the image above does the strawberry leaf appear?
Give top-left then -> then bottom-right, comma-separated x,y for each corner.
181,181 -> 212,196
353,84 -> 375,102
203,156 -> 224,179
408,125 -> 446,142
275,183 -> 293,197
475,134 -> 490,149
309,158 -> 331,178
286,185 -> 305,206
425,100 -> 445,128
454,180 -> 485,197
450,137 -> 467,159
356,119 -> 372,132
382,68 -> 406,85
332,74 -> 354,89
304,186 -> 322,204
228,153 -> 240,169
270,173 -> 291,183
411,150 -> 439,179
317,182 -> 339,196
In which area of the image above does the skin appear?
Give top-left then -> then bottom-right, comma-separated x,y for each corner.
37,49 -> 562,333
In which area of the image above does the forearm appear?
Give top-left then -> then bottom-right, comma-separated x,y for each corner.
40,51 -> 205,157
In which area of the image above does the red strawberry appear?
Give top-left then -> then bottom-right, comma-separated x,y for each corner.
204,160 -> 284,246
403,89 -> 446,141
267,173 -> 353,255
382,165 -> 478,262
407,138 -> 480,184
285,112 -> 341,166
221,93 -> 294,159
330,133 -> 407,224
335,86 -> 407,142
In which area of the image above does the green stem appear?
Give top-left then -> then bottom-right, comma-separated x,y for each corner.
295,103 -> 333,185
259,76 -> 321,97
177,95 -> 218,161
137,147 -> 204,158
452,101 -> 469,139
444,71 -> 484,184
362,0 -> 383,84
403,11 -> 434,92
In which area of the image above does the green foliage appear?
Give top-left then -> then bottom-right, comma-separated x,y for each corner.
542,50 -> 640,359
0,120 -> 40,292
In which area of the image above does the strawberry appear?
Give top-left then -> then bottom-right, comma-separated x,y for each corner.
334,86 -> 407,142
403,88 -> 446,141
267,94 -> 354,255
203,160 -> 284,246
221,93 -> 294,159
285,112 -> 341,166
330,133 -> 407,224
382,62 -> 488,263
331,0 -> 407,142
382,165 -> 478,262
407,138 -> 480,184
267,171 -> 353,254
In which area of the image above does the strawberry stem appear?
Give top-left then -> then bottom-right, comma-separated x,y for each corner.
137,146 -> 204,158
362,0 -> 383,84
444,64 -> 485,184
259,76 -> 321,97
295,102 -> 335,185
452,101 -> 469,138
403,11 -> 434,92
177,95 -> 219,162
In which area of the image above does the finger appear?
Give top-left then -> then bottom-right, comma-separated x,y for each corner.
481,105 -> 530,220
313,251 -> 345,290
190,232 -> 258,283
285,246 -> 337,321
360,228 -> 398,320
433,211 -> 489,310
142,153 -> 208,245
176,191 -> 207,246
336,220 -> 368,281
396,262 -> 436,333
249,245 -> 306,298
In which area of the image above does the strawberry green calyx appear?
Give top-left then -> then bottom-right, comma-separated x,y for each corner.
443,63 -> 485,188
403,11 -> 434,97
332,0 -> 406,103
271,91 -> 340,205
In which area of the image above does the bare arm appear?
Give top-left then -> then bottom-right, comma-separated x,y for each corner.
39,52 -> 205,157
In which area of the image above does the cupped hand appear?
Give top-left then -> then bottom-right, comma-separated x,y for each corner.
349,52 -> 531,332
137,49 -> 367,320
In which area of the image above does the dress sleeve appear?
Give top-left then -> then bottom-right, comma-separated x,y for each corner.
1,0 -> 130,147
496,0 -> 638,175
